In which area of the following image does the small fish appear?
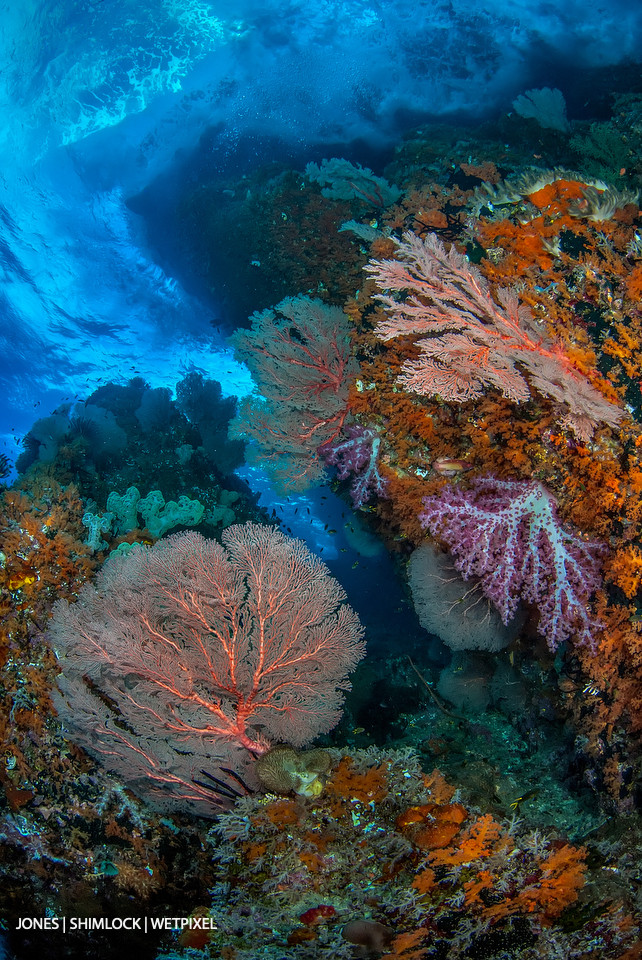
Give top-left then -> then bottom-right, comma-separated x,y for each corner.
299,905 -> 335,925
432,458 -> 473,477
509,788 -> 539,811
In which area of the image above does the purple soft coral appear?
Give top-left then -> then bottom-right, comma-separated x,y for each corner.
420,477 -> 603,651
319,424 -> 388,508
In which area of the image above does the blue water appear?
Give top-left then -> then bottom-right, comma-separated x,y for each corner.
2,0 -> 642,465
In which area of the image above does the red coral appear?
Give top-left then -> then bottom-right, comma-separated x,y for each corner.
229,295 -> 358,488
299,905 -> 336,925
366,231 -> 622,439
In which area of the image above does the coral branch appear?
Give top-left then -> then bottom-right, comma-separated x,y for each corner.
420,477 -> 603,650
366,231 -> 622,439
319,423 -> 389,508
229,295 -> 358,489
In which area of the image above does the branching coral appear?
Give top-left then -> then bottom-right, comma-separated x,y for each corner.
420,477 -> 604,650
49,524 -> 365,814
366,230 -> 622,440
229,295 -> 359,489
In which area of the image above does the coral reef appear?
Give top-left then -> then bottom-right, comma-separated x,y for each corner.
7,103 -> 642,958
319,423 -> 389,508
420,477 -> 603,650
191,749 -> 641,959
366,230 -> 622,439
229,295 -> 359,489
342,152 -> 642,810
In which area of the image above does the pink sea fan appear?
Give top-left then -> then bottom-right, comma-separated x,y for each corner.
228,295 -> 358,489
48,523 -> 365,815
366,231 -> 622,439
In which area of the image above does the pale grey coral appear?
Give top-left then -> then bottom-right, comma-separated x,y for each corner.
305,158 -> 401,207
408,542 -> 522,653
567,183 -> 639,221
512,86 -> 570,133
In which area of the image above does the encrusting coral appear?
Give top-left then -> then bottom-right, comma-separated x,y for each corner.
200,748 -> 639,958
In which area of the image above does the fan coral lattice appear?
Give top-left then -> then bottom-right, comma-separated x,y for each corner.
229,295 -> 358,489
366,231 -> 622,440
48,523 -> 365,815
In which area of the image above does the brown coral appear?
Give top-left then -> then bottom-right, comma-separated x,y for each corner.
255,745 -> 331,797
